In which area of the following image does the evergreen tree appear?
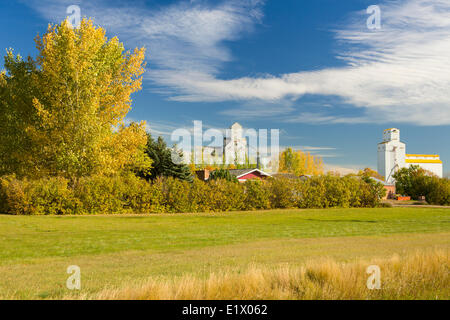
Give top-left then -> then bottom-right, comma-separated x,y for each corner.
209,168 -> 238,182
139,134 -> 192,182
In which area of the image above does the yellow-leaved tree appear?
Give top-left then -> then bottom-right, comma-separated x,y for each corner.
278,147 -> 324,176
0,19 -> 151,179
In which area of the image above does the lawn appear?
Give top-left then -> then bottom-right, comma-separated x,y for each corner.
0,207 -> 449,299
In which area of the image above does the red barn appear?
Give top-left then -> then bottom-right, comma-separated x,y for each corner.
227,169 -> 272,182
195,168 -> 272,182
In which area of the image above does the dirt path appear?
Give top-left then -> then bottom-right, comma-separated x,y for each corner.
384,200 -> 450,209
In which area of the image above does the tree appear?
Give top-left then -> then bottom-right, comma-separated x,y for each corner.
360,174 -> 387,201
393,165 -> 431,198
139,134 -> 192,182
0,19 -> 151,179
278,148 -> 324,176
393,165 -> 449,205
209,169 -> 238,182
359,168 -> 384,181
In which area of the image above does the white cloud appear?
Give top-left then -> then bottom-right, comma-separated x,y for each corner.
323,164 -> 364,175
25,0 -> 450,125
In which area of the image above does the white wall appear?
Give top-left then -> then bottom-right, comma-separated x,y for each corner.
377,128 -> 444,183
406,162 -> 443,178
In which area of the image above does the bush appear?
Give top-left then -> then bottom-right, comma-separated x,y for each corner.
424,177 -> 450,206
243,180 -> 271,210
205,179 -> 245,212
0,175 -> 78,215
162,177 -> 192,213
0,173 -> 386,215
267,177 -> 300,209
393,166 -> 450,205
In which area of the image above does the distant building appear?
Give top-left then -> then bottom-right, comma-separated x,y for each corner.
377,128 -> 443,183
223,122 -> 248,165
192,122 -> 248,166
228,169 -> 271,182
369,177 -> 396,199
195,168 -> 271,183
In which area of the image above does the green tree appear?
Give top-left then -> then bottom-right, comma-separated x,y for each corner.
393,165 -> 430,198
393,165 -> 449,204
0,19 -> 151,179
359,168 -> 384,181
139,134 -> 192,182
209,169 -> 238,182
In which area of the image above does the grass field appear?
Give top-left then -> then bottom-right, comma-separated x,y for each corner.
0,207 -> 449,299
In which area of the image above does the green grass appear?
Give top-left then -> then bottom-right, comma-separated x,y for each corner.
0,207 -> 449,299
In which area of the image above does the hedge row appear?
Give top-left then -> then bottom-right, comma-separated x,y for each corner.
0,174 -> 385,215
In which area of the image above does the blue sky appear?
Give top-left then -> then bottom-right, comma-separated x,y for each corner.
1,0 -> 449,174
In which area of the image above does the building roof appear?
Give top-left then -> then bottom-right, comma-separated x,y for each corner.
272,173 -> 299,179
227,168 -> 272,179
406,154 -> 440,158
405,159 -> 442,164
369,176 -> 395,186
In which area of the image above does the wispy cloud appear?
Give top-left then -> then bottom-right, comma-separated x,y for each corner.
324,164 -> 364,175
25,0 -> 450,125
279,145 -> 339,159
23,0 -> 265,92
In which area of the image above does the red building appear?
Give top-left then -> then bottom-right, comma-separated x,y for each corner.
227,169 -> 272,182
195,168 -> 271,182
369,177 -> 396,199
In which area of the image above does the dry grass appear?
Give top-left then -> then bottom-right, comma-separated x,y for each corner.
85,250 -> 449,300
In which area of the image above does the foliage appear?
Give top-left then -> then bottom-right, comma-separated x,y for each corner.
360,174 -> 387,204
393,165 -> 449,205
424,177 -> 450,206
0,19 -> 150,178
359,168 -> 384,181
393,165 -> 429,198
0,175 -> 78,215
209,169 -> 238,182
279,147 -> 324,176
139,134 -> 192,182
0,174 -> 386,215
267,177 -> 301,209
242,180 -> 271,210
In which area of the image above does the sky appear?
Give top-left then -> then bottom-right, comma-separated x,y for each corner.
0,0 -> 449,174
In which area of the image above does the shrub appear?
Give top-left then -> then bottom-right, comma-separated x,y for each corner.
0,175 -> 77,215
424,177 -> 450,206
0,175 -> 31,215
323,175 -> 352,208
73,175 -> 128,214
393,165 -> 450,205
0,173 -> 386,215
298,177 -> 327,208
243,180 -> 271,210
188,178 -> 212,212
206,179 -> 245,212
267,177 -> 300,209
162,177 -> 192,213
